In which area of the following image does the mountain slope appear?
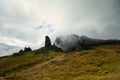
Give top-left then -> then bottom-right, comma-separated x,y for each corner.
54,34 -> 120,51
1,44 -> 120,80
0,49 -> 63,77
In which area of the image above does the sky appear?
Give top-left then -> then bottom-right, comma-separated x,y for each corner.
0,0 -> 120,56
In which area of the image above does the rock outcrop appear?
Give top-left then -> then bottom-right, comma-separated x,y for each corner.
45,36 -> 51,48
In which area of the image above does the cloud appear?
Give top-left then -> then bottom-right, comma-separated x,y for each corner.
0,0 -> 120,56
0,36 -> 27,47
0,42 -> 20,56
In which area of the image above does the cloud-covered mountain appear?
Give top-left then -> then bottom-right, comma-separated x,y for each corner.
0,43 -> 20,56
54,34 -> 120,51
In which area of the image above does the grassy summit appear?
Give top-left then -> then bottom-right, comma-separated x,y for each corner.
0,44 -> 120,80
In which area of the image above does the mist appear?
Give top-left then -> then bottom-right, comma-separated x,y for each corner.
0,0 -> 120,56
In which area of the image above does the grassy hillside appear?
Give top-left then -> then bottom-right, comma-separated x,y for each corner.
0,49 -> 63,79
0,44 -> 120,80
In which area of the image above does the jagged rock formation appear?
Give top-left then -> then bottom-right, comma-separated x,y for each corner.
44,35 -> 62,52
12,47 -> 32,56
19,47 -> 32,53
45,36 -> 51,48
24,47 -> 32,52
35,36 -> 62,54
19,49 -> 24,53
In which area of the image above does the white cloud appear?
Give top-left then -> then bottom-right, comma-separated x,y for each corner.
0,0 -> 120,56
0,36 -> 28,47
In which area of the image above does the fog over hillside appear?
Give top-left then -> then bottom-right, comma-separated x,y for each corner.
0,0 -> 120,56
54,34 -> 120,50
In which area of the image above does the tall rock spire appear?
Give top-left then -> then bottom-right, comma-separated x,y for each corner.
45,35 -> 51,48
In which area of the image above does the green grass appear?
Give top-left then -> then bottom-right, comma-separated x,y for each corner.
0,44 -> 120,80
0,49 -> 63,76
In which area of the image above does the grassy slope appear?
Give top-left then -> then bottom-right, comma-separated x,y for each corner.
0,49 -> 63,79
0,44 -> 120,80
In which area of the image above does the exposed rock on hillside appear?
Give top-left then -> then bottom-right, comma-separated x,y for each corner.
12,47 -> 32,56
45,36 -> 51,48
35,36 -> 62,54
